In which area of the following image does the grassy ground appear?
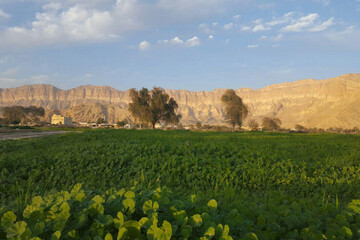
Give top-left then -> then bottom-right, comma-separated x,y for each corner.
1,129 -> 360,238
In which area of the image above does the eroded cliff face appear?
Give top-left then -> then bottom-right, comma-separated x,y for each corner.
1,73 -> 360,128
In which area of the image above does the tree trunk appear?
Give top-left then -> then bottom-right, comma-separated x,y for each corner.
152,122 -> 156,129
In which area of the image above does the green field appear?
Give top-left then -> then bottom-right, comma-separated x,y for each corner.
1,130 -> 360,239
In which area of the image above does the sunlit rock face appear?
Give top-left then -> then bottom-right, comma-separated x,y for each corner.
1,73 -> 360,129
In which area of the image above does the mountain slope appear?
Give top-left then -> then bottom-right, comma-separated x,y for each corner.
1,73 -> 360,128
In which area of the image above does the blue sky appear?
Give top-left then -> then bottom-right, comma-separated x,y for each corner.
0,0 -> 359,91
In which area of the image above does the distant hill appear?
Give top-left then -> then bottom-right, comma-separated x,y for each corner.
1,73 -> 360,129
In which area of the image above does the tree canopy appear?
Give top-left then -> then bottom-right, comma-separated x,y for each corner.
221,89 -> 248,128
128,87 -> 181,129
262,117 -> 281,131
1,106 -> 45,124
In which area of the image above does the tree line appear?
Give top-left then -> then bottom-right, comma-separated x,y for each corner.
128,87 -> 281,130
0,106 -> 45,125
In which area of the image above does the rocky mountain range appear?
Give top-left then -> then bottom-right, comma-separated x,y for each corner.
1,73 -> 360,129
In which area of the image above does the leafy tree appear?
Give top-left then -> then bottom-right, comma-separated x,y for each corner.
117,119 -> 129,127
248,119 -> 259,131
128,87 -> 181,129
97,118 -> 107,124
295,124 -> 306,132
262,117 -> 281,131
196,121 -> 202,129
221,89 -> 248,129
2,106 -> 45,124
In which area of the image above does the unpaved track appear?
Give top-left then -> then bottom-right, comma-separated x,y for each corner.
0,131 -> 68,140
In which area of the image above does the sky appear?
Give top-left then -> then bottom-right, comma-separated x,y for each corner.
0,0 -> 359,91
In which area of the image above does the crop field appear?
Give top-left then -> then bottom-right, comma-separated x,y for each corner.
1,130 -> 360,239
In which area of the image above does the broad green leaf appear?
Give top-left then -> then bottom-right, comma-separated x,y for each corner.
207,200 -> 217,209
32,196 -> 43,206
114,212 -> 125,229
33,222 -> 45,236
190,214 -> 202,227
122,198 -> 136,214
92,195 -> 105,204
23,205 -> 37,219
124,191 -> 135,199
89,203 -> 104,216
6,221 -> 27,239
122,220 -> 140,238
30,237 -> 41,240
51,231 -> 61,240
162,221 -> 172,239
143,200 -> 154,214
117,227 -> 128,240
204,227 -> 215,238
243,232 -> 258,240
71,183 -> 83,195
68,230 -> 77,238
105,233 -> 113,240
173,210 -> 187,224
1,211 -> 16,229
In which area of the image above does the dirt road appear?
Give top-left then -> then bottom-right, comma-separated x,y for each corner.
0,130 -> 68,140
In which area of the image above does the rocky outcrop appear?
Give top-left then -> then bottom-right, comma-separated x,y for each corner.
1,73 -> 360,128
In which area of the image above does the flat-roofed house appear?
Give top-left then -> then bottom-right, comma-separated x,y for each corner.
51,114 -> 73,126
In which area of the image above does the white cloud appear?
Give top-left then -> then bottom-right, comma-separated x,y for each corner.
266,12 -> 293,26
199,23 -> 214,34
259,35 -> 267,40
0,0 -> 234,48
43,3 -> 62,11
252,24 -> 269,32
308,17 -> 334,32
185,36 -> 201,47
157,36 -> 201,47
171,37 -> 184,45
208,35 -> 214,39
223,23 -> 234,30
241,26 -> 251,31
233,15 -> 241,21
281,13 -> 317,32
139,41 -> 150,50
247,44 -> 259,48
0,9 -> 10,19
272,33 -> 283,41
281,13 -> 334,32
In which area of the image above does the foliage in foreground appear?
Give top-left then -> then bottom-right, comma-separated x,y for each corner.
2,184 -> 360,240
0,184 -> 234,240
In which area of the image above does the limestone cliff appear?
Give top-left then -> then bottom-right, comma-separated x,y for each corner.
1,73 -> 360,129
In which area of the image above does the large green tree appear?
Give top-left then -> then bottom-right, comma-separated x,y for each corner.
129,87 -> 181,129
221,89 -> 248,128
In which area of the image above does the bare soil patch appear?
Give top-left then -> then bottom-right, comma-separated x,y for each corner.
0,129 -> 68,140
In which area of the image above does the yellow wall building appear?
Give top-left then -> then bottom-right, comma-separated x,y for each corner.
51,114 -> 73,126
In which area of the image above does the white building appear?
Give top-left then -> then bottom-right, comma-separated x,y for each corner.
51,114 -> 73,126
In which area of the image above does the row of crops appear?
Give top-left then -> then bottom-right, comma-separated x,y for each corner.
1,129 -> 360,239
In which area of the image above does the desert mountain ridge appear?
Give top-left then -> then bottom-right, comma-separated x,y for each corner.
1,73 -> 360,129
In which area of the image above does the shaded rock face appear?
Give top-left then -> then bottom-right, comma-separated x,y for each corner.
1,73 -> 360,128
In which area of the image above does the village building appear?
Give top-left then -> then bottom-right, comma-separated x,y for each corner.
51,114 -> 73,126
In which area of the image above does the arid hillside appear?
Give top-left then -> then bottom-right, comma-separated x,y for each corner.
1,73 -> 360,128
